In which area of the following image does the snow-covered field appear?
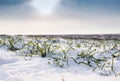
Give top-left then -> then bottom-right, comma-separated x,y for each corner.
0,35 -> 120,81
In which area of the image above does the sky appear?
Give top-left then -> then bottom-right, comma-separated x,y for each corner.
0,0 -> 120,34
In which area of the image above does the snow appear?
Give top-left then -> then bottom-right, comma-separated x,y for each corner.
0,47 -> 120,81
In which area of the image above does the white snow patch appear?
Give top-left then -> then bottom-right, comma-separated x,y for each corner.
0,47 -> 120,81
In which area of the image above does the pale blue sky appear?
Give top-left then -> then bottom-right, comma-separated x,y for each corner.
0,0 -> 120,17
0,0 -> 120,34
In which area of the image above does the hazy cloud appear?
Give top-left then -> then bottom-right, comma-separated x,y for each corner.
0,0 -> 29,6
56,0 -> 120,17
59,0 -> 120,8
0,0 -> 120,18
0,0 -> 119,34
0,0 -> 35,19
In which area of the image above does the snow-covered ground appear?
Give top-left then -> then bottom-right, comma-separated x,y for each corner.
0,47 -> 120,81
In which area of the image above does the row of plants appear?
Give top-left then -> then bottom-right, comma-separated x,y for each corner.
0,35 -> 120,76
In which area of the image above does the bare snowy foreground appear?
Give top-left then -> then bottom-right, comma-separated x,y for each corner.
0,35 -> 120,81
